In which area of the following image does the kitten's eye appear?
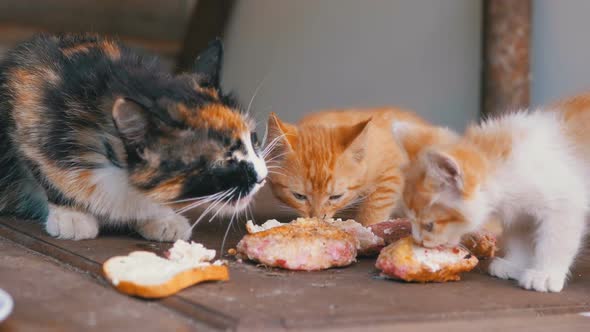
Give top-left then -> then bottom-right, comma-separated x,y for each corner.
292,192 -> 307,201
250,132 -> 259,146
423,222 -> 434,232
329,194 -> 343,201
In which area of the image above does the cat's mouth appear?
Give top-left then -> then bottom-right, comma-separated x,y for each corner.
225,179 -> 265,213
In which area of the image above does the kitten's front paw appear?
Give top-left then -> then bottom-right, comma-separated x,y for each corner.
136,214 -> 191,242
518,269 -> 566,293
488,258 -> 521,280
45,205 -> 99,240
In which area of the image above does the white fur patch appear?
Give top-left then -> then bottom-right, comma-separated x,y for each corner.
452,111 -> 588,293
240,132 -> 268,183
135,214 -> 191,242
84,167 -> 175,224
45,204 -> 99,240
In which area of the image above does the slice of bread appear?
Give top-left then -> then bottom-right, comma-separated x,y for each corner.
103,241 -> 229,298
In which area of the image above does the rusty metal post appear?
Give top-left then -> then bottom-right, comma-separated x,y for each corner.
482,0 -> 532,116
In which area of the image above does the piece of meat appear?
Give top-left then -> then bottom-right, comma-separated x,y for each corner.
368,219 -> 497,259
460,231 -> 497,259
237,218 -> 358,271
326,219 -> 385,256
368,219 -> 413,245
376,237 -> 479,282
245,218 -> 384,257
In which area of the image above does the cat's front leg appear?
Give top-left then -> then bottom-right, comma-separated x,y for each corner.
518,209 -> 586,292
488,224 -> 533,280
45,204 -> 99,240
135,212 -> 191,242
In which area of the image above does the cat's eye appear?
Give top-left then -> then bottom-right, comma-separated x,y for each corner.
423,222 -> 434,232
250,132 -> 259,146
292,192 -> 307,201
329,194 -> 343,200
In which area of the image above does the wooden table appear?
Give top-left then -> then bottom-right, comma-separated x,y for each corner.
1,217 -> 589,331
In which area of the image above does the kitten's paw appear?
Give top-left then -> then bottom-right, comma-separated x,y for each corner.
45,205 -> 99,240
518,269 -> 566,293
488,258 -> 521,280
136,214 -> 191,242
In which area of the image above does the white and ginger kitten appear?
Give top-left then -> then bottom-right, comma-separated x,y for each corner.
392,93 -> 590,292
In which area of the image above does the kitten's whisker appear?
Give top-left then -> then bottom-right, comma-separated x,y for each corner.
264,152 -> 289,163
261,134 -> 287,158
268,171 -> 287,177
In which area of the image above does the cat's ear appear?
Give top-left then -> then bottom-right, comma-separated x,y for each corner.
392,121 -> 457,161
423,149 -> 463,192
193,38 -> 223,88
267,112 -> 298,151
112,97 -> 148,144
340,119 -> 371,162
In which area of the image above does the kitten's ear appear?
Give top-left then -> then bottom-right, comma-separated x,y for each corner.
112,97 -> 148,144
267,112 -> 298,151
392,121 -> 457,161
340,119 -> 371,162
423,149 -> 463,192
193,38 -> 223,88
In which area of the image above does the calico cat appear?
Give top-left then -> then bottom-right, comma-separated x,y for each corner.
0,34 -> 267,241
394,93 -> 590,292
265,108 -> 429,225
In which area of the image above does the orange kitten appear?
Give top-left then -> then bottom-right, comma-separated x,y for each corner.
266,108 -> 429,225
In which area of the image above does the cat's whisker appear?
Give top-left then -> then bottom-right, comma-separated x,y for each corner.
206,188 -> 237,223
188,189 -> 234,231
220,192 -> 242,254
245,74 -> 269,119
172,194 -> 223,211
175,191 -> 228,214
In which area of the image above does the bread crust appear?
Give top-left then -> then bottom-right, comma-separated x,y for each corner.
103,259 -> 229,299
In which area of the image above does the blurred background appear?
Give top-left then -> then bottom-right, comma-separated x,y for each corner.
3,0 -> 582,131
0,0 -> 587,216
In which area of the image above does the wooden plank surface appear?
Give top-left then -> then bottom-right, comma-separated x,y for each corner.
1,217 -> 589,331
0,237 -> 200,332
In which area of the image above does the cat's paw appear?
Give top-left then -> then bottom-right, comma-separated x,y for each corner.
136,214 -> 191,242
488,258 -> 521,280
45,205 -> 99,240
518,268 -> 566,293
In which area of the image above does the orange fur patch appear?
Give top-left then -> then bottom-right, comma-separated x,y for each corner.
61,42 -> 98,57
101,40 -> 121,60
445,145 -> 488,199
148,176 -> 184,202
466,127 -> 512,162
178,104 -> 248,138
268,108 -> 428,224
